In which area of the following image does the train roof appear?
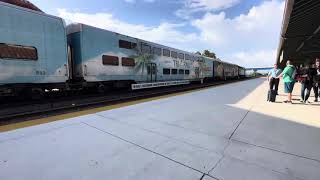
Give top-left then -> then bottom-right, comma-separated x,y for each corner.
67,23 -> 219,61
67,23 -> 246,68
0,1 -> 65,22
0,0 -> 42,12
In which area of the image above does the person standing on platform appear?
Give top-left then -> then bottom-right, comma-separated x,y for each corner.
267,64 -> 282,95
277,60 -> 296,104
313,58 -> 320,102
300,63 -> 316,104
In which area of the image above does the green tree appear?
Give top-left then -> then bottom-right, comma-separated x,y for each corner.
202,50 -> 216,59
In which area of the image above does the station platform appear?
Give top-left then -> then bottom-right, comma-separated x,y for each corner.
0,78 -> 319,180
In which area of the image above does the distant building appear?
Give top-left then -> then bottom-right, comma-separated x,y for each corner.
0,0 -> 43,12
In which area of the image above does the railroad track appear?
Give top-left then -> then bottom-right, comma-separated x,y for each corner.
0,78 -> 252,126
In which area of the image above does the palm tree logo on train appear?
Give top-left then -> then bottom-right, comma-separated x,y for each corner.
130,43 -> 154,78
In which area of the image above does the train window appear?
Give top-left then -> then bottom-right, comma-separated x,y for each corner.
179,69 -> 184,74
171,51 -> 178,58
122,57 -> 135,67
163,49 -> 170,57
185,70 -> 190,75
163,68 -> 170,75
185,54 -> 191,60
192,56 -> 197,61
171,69 -> 177,75
178,53 -> 184,60
0,43 -> 38,60
153,47 -> 162,56
141,44 -> 151,54
102,55 -> 119,66
119,40 -> 137,49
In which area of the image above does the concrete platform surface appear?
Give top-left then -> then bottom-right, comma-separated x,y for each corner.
1,78 -> 320,180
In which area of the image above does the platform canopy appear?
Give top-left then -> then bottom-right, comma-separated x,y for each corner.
276,0 -> 320,67
0,0 -> 43,12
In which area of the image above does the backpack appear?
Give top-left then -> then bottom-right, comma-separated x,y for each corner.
291,67 -> 297,80
314,74 -> 320,83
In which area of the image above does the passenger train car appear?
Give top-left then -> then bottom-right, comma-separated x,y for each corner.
0,1 -> 246,97
0,1 -> 68,96
67,23 -> 214,91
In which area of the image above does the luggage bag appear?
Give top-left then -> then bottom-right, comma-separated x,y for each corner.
267,89 -> 277,102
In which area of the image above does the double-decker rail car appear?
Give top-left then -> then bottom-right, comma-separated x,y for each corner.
212,60 -> 225,80
238,66 -> 246,78
0,1 -> 69,97
212,60 -> 242,80
222,62 -> 239,79
67,23 -> 214,91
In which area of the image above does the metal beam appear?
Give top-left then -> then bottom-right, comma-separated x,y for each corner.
276,0 -> 295,65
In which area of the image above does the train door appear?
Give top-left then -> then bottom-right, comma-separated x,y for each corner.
147,63 -> 157,82
195,67 -> 200,79
67,45 -> 74,80
212,61 -> 215,79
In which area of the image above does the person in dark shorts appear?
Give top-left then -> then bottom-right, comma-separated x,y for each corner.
300,63 -> 317,104
267,64 -> 282,95
277,60 -> 296,103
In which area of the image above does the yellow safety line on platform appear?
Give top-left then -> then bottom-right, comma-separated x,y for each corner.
0,80 -> 249,133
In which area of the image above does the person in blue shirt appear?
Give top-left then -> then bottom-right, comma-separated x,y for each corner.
267,64 -> 282,95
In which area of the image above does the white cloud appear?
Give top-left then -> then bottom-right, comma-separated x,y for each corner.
57,9 -> 198,50
124,0 -> 156,3
57,0 -> 285,68
191,0 -> 285,67
176,0 -> 240,19
231,50 -> 277,68
188,0 -> 240,10
124,0 -> 136,3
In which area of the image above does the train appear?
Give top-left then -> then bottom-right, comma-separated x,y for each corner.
0,1 -> 246,98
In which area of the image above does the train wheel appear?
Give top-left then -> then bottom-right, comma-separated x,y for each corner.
97,84 -> 111,94
31,88 -> 45,100
97,84 -> 105,94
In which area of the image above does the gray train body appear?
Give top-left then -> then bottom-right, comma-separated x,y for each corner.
67,23 -> 216,90
0,2 -> 68,96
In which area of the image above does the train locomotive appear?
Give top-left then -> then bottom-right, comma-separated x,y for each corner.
0,1 -> 246,97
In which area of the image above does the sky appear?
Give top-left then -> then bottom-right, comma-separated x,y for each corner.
31,0 -> 285,68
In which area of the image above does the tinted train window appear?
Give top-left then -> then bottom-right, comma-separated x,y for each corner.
178,53 -> 184,60
163,68 -> 170,75
0,43 -> 38,60
171,51 -> 178,58
185,54 -> 191,60
171,69 -> 177,75
163,49 -> 170,57
179,69 -> 184,74
153,47 -> 162,56
193,56 -> 198,61
185,70 -> 190,75
102,55 -> 119,66
122,57 -> 135,67
141,44 -> 151,54
119,40 -> 137,49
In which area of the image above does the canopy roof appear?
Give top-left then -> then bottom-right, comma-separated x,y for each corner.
276,0 -> 320,67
